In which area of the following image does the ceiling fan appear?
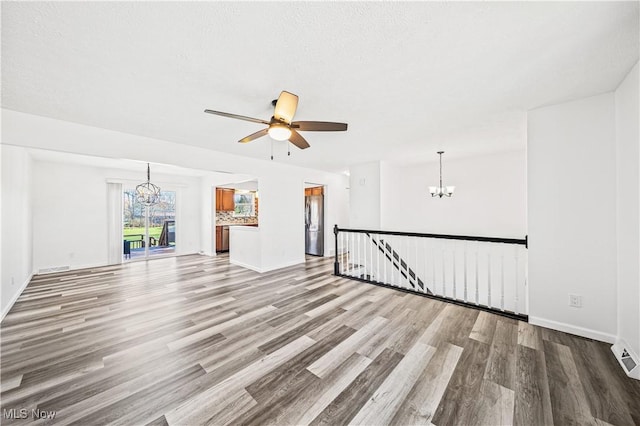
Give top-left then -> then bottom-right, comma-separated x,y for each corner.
204,91 -> 348,150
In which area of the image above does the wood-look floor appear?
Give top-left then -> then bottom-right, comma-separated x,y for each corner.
1,254 -> 639,425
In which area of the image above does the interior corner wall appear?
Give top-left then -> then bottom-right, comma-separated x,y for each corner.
349,161 -> 381,229
1,145 -> 33,319
615,61 -> 640,358
379,150 -> 527,238
528,92 -> 617,342
200,178 -> 215,256
321,174 -> 350,256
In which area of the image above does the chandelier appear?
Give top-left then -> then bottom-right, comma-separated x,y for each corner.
136,163 -> 161,206
429,151 -> 455,198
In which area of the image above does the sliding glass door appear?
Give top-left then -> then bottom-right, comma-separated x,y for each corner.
123,188 -> 176,261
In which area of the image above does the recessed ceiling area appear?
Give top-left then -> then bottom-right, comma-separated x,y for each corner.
2,2 -> 638,172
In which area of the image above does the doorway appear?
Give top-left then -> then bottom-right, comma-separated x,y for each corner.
304,184 -> 324,256
123,188 -> 176,260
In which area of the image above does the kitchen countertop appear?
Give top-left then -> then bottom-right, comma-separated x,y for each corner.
216,223 -> 258,226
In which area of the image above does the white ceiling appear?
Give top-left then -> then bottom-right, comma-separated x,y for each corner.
2,2 -> 638,172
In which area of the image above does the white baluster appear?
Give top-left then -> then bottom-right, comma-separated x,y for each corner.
370,234 -> 373,281
390,235 -> 402,287
384,236 -> 388,285
524,246 -> 528,314
463,242 -> 468,302
514,246 -> 519,315
442,243 -> 446,296
358,233 -> 361,277
351,233 -> 355,277
405,236 -> 410,289
347,233 -> 351,276
500,252 -> 505,311
475,249 -> 479,305
423,238 -> 428,294
345,232 -> 349,276
376,235 -> 380,283
339,232 -> 344,275
452,248 -> 457,300
432,241 -> 436,295
487,252 -> 492,308
413,237 -> 420,291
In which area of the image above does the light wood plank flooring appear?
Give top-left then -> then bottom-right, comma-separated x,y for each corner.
1,254 -> 639,425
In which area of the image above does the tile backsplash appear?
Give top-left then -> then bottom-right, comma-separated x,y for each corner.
215,196 -> 259,225
215,210 -> 258,225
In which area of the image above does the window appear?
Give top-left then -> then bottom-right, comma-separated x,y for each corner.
233,192 -> 255,217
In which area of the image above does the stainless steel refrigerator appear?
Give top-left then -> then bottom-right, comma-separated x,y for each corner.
305,194 -> 324,256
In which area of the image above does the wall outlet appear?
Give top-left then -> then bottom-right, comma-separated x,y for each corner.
569,294 -> 582,308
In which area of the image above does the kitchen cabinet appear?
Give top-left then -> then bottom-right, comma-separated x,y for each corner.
216,188 -> 235,211
216,226 -> 222,251
215,225 -> 229,252
305,187 -> 323,196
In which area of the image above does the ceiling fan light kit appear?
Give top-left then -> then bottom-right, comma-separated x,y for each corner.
204,90 -> 348,157
267,123 -> 292,141
429,151 -> 455,198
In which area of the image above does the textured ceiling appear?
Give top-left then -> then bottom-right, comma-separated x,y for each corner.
2,2 -> 638,172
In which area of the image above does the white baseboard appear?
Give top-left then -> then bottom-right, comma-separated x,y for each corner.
262,259 -> 305,272
36,261 -> 109,274
611,340 -> 640,380
229,258 -> 304,274
528,316 -> 617,343
229,259 -> 263,273
1,272 -> 33,322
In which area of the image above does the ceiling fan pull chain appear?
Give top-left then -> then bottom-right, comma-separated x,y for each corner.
271,139 -> 274,160
288,142 -> 291,156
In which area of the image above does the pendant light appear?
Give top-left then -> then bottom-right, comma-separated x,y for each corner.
429,151 -> 455,198
136,163 -> 161,206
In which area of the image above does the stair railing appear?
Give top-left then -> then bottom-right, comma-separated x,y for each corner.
333,225 -> 528,320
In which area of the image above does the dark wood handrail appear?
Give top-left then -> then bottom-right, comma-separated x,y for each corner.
334,226 -> 527,246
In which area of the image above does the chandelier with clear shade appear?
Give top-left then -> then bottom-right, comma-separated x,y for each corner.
136,163 -> 161,206
429,151 -> 455,198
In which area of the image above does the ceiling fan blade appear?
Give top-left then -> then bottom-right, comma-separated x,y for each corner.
204,109 -> 269,125
273,91 -> 298,124
288,129 -> 310,149
238,128 -> 269,143
291,121 -> 348,132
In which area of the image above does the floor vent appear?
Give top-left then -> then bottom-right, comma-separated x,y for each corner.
38,266 -> 70,274
611,342 -> 640,380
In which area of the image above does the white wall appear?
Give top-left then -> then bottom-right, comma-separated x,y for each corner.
380,150 -> 527,238
528,92 -> 617,342
1,145 -> 33,319
229,226 -> 262,271
258,174 -> 306,270
200,178 -> 215,256
615,62 -> 640,359
321,177 -> 350,255
349,161 -> 381,229
31,160 -> 202,272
